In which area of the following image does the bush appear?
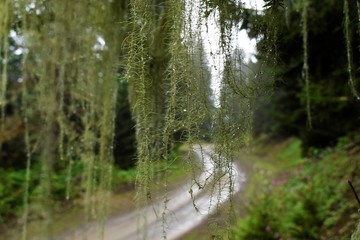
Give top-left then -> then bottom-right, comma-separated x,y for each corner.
234,138 -> 359,239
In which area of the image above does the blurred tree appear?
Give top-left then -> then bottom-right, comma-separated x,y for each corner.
0,33 -> 26,169
243,0 -> 360,154
113,79 -> 136,169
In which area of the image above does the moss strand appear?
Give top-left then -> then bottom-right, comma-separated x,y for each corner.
302,0 -> 312,129
344,0 -> 360,100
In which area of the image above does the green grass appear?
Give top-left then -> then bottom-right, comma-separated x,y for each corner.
276,139 -> 303,167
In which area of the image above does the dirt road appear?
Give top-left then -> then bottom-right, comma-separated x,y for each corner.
60,145 -> 246,240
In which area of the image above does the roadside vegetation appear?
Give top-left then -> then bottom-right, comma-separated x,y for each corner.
0,147 -> 187,239
234,136 -> 360,240
0,164 -> 134,239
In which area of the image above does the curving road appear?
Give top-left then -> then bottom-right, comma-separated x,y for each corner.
60,145 -> 246,240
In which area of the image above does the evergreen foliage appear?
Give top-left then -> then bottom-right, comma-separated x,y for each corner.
113,79 -> 136,169
243,0 -> 360,154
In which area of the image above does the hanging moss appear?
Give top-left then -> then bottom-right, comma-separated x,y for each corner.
0,0 -> 314,239
344,0 -> 360,100
352,221 -> 360,240
302,0 -> 312,129
127,0 -> 157,229
3,1 -> 121,239
0,0 -> 251,238
357,1 -> 360,40
21,35 -> 32,240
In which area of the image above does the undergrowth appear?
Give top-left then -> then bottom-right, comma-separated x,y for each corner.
0,147 -> 184,233
234,137 -> 360,240
0,161 -> 135,225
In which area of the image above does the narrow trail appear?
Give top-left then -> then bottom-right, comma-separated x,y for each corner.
59,145 -> 246,240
